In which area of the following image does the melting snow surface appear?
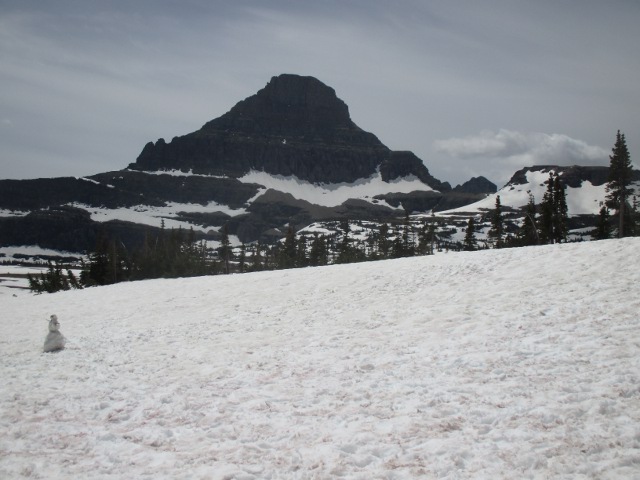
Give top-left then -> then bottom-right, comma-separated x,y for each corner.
1,238 -> 639,479
239,170 -> 433,207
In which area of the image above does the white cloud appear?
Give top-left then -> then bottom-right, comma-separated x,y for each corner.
433,129 -> 609,187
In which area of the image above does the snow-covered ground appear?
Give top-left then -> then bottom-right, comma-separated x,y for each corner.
1,238 -> 639,479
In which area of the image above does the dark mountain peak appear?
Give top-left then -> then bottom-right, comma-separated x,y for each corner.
130,73 -> 447,187
200,73 -> 369,143
453,176 -> 497,194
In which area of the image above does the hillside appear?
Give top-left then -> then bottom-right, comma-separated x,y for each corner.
1,238 -> 639,478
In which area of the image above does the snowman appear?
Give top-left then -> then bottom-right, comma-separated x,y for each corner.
43,314 -> 66,353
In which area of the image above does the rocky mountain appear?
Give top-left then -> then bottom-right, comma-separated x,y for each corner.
6,74 -> 630,258
131,75 -> 449,189
0,74 -> 491,255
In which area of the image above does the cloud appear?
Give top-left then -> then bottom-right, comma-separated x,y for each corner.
433,130 -> 609,186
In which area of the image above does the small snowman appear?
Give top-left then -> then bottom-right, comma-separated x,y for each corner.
43,314 -> 66,353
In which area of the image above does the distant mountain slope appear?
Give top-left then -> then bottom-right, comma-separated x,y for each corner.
442,165 -> 640,216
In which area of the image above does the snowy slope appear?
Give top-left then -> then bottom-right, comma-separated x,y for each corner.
442,170 -> 640,216
1,239 -> 639,479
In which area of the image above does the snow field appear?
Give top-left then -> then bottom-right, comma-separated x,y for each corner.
1,238 -> 639,479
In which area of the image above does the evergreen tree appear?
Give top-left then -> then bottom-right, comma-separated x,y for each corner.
552,174 -> 569,243
377,223 -> 391,259
463,217 -> 477,251
605,130 -> 634,237
66,269 -> 81,289
28,262 -> 81,294
539,173 -> 555,244
391,224 -> 405,258
309,234 -> 327,266
278,225 -> 297,269
401,212 -> 415,257
252,241 -> 263,271
296,236 -> 308,268
218,224 -> 232,274
488,195 -> 504,248
82,233 -> 111,285
519,192 -> 539,246
426,213 -> 437,254
633,196 -> 640,236
336,222 -> 354,264
593,205 -> 612,240
238,243 -> 246,273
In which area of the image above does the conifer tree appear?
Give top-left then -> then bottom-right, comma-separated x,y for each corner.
296,236 -> 308,268
309,233 -> 327,266
82,233 -> 111,285
488,195 -> 504,248
593,205 -> 611,240
539,173 -> 555,244
633,196 -> 640,236
377,223 -> 391,259
238,243 -> 246,273
463,217 -> 477,251
552,175 -> 569,243
219,224 -> 232,274
279,225 -> 297,269
606,130 -> 634,237
519,192 -> 539,246
252,241 -> 263,271
427,213 -> 437,254
401,212 -> 415,257
391,224 -> 405,258
336,222 -> 355,264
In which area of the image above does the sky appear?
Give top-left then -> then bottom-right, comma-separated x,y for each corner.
1,1 -> 639,188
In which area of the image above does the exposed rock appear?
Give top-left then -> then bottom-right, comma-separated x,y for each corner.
130,74 -> 445,190
503,165 -> 640,188
453,176 -> 497,194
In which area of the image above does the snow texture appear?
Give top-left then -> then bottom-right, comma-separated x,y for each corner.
1,238 -> 639,479
238,170 -> 431,208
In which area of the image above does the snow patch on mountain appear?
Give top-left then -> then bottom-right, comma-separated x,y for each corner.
239,170 -> 433,207
0,209 -> 29,218
128,169 -> 229,179
69,201 -> 247,231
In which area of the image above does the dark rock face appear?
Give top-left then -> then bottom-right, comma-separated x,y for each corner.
0,177 -> 163,211
130,74 -> 445,190
504,165 -> 634,188
0,204 -> 215,253
453,176 -> 497,194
